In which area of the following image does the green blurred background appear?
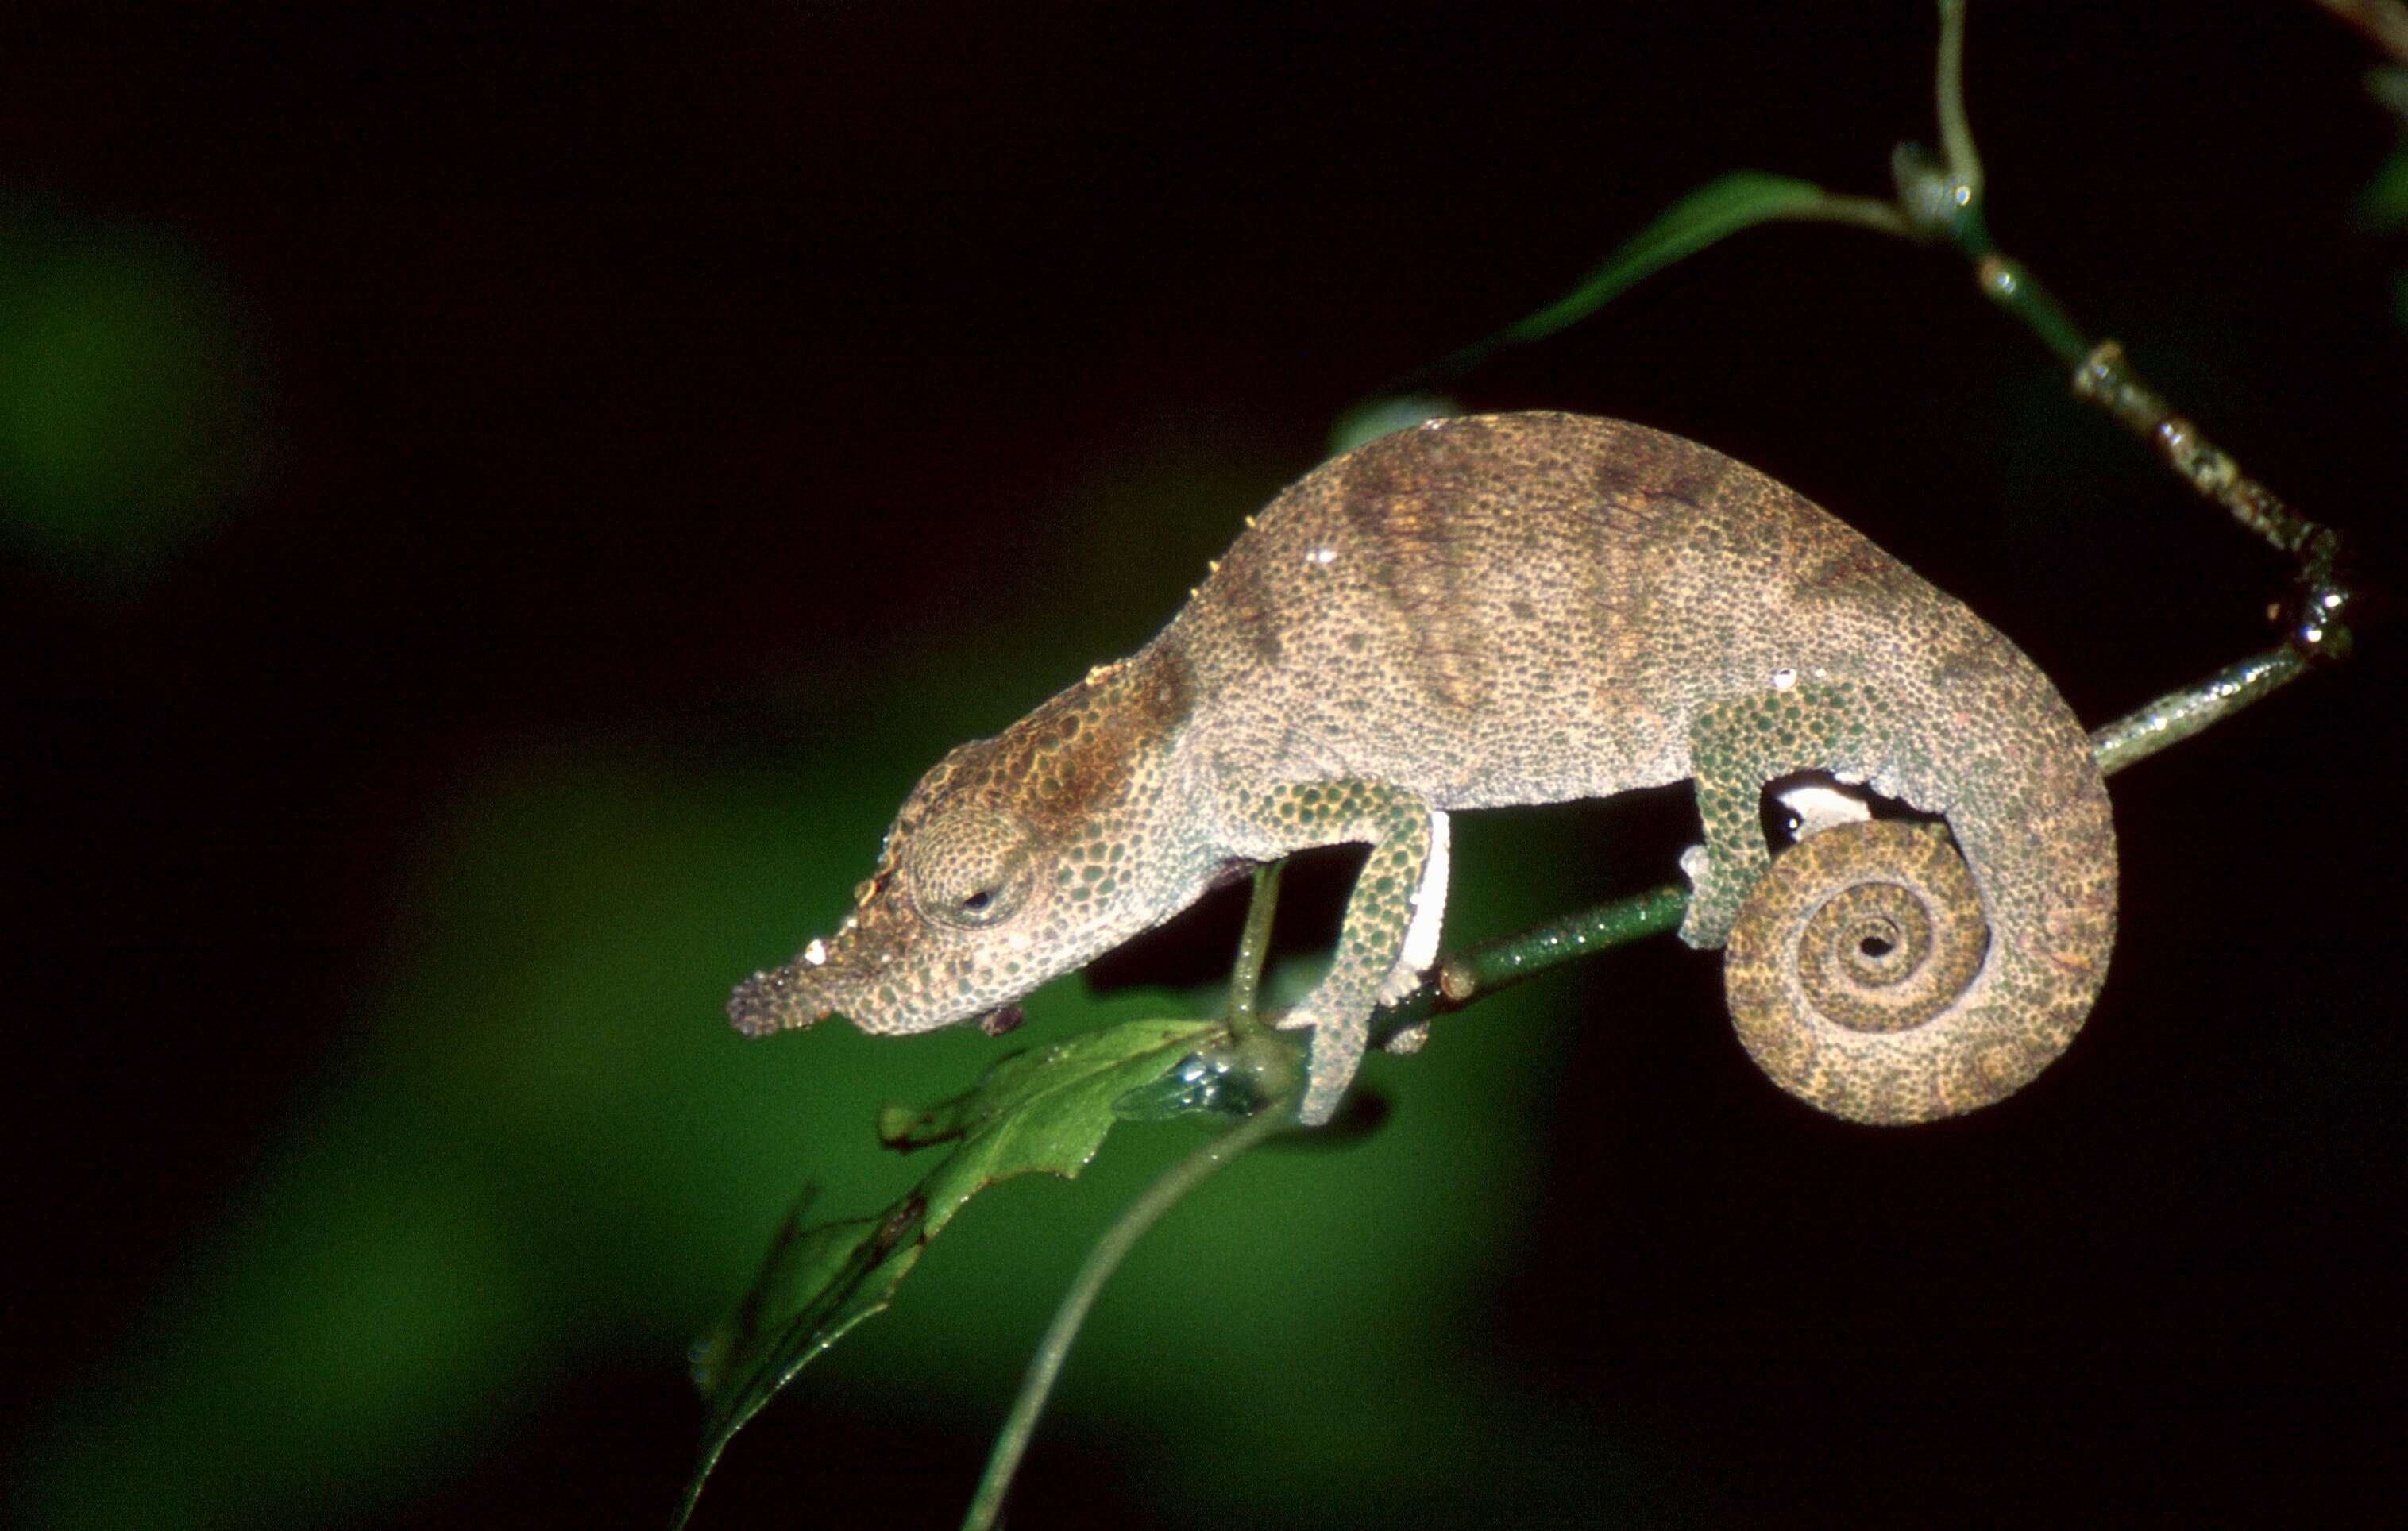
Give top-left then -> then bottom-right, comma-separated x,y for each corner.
4,4 -> 2398,1526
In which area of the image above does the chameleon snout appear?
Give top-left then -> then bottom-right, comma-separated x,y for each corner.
726,954 -> 843,1037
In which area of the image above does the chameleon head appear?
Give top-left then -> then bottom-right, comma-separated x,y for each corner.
726,777 -> 1060,1041
727,658 -> 1194,1045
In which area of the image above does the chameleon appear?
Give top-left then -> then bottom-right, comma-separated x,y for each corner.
730,411 -> 2116,1128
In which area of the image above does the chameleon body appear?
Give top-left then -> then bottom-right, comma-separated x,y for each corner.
731,412 -> 2116,1127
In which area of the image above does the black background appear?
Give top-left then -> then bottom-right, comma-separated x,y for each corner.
5,3 -> 2399,1526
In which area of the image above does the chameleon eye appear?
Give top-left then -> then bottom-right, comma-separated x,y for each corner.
905,808 -> 1036,931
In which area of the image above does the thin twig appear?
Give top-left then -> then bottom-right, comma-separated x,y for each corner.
1935,0 -> 1985,195
1371,885 -> 1687,1040
961,1103 -> 1291,1531
2089,650 -> 2310,778
1225,862 -> 1284,1042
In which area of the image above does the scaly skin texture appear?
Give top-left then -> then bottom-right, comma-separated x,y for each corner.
731,412 -> 2117,1127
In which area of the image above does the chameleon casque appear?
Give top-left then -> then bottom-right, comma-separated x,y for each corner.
731,411 -> 2116,1128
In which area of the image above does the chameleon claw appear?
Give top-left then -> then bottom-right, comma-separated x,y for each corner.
976,1005 -> 1025,1037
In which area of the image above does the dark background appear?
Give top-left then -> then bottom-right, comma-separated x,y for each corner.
3,3 -> 2398,1526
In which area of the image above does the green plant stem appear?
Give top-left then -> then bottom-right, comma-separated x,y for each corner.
1785,193 -> 1921,238
1374,883 -> 1687,1027
1225,862 -> 1283,1043
2088,650 -> 2309,778
1441,883 -> 1692,997
961,1102 -> 1291,1531
1934,0 -> 1984,194
1970,255 -> 2090,366
2067,342 -> 2330,559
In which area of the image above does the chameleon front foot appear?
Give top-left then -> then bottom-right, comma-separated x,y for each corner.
1279,1002 -> 1369,1127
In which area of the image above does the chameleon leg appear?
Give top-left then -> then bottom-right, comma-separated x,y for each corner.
1376,809 -> 1451,1058
1679,681 -> 1894,949
1229,779 -> 1437,1125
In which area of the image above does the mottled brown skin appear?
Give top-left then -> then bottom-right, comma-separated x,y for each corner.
731,412 -> 2117,1127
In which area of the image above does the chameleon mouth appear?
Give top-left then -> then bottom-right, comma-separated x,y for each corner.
726,963 -> 837,1037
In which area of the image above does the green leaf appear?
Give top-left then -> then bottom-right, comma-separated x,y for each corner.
1498,172 -> 1846,346
1399,171 -> 1885,394
870,1018 -> 1211,1152
676,1015 -> 1221,1526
